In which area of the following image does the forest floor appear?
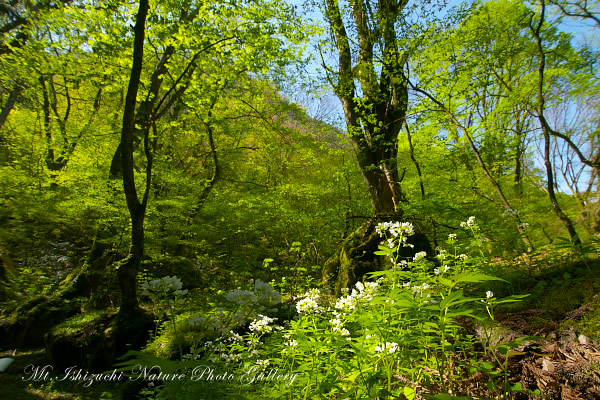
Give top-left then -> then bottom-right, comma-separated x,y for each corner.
1,256 -> 599,399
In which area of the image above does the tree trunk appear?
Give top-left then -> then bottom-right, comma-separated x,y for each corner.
0,86 -> 19,163
324,0 -> 408,217
594,167 -> 600,235
531,0 -> 581,245
0,86 -> 19,129
117,0 -> 150,315
410,83 -> 534,252
320,0 -> 427,289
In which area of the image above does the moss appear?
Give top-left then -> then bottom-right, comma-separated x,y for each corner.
145,312 -> 214,359
322,219 -> 433,294
49,310 -> 110,336
322,221 -> 380,294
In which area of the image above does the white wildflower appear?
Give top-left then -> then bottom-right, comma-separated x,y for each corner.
413,251 -> 427,262
256,359 -> 270,370
296,289 -> 324,314
460,216 -> 477,228
249,315 -> 276,334
375,342 -> 398,355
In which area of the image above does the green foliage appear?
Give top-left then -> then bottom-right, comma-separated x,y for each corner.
0,1 -> 599,398
122,218 -> 539,399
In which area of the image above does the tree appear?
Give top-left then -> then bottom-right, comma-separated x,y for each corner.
319,0 -> 413,215
318,0 -> 442,290
408,0 -> 535,251
548,0 -> 600,26
116,0 -> 150,315
544,0 -> 600,235
528,0 -> 589,242
107,0 -> 309,313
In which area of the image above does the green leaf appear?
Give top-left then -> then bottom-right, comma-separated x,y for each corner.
404,386 -> 416,400
510,382 -> 524,391
452,273 -> 504,285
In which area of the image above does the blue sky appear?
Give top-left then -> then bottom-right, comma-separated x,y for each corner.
282,0 -> 598,195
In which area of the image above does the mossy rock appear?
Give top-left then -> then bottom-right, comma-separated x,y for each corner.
58,268 -> 91,300
147,256 -> 201,288
0,296 -> 80,348
323,219 -> 433,294
46,308 -> 154,372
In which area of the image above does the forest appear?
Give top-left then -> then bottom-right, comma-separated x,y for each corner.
0,0 -> 599,399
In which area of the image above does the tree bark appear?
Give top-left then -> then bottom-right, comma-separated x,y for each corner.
117,0 -> 150,315
321,1 -> 431,290
323,0 -> 408,216
0,86 -> 19,129
0,86 -> 19,163
594,164 -> 600,235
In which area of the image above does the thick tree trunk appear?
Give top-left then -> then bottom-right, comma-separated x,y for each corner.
324,0 -> 408,217
323,219 -> 433,293
0,86 -> 19,129
0,86 -> 19,163
118,208 -> 145,314
321,0 -> 426,289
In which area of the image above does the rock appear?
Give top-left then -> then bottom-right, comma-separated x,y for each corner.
542,359 -> 555,373
578,334 -> 591,345
0,357 -> 14,372
46,308 -> 154,372
148,256 -> 201,289
0,296 -> 80,348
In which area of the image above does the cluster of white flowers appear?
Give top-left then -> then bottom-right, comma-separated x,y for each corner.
393,259 -> 409,271
141,276 -> 188,306
256,359 -> 270,371
376,221 -> 415,248
202,329 -> 261,364
220,280 -> 282,330
376,221 -> 415,238
334,280 -> 380,314
296,288 -> 324,314
413,251 -> 427,262
329,317 -> 350,337
448,233 -> 457,243
436,248 -> 449,261
354,281 -> 380,300
434,265 -> 451,275
282,338 -> 298,355
410,282 -> 432,298
225,279 -> 281,315
460,216 -> 477,228
457,254 -> 469,261
249,315 -> 278,334
220,352 -> 243,364
334,295 -> 357,313
182,350 -> 202,361
375,341 -> 398,355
